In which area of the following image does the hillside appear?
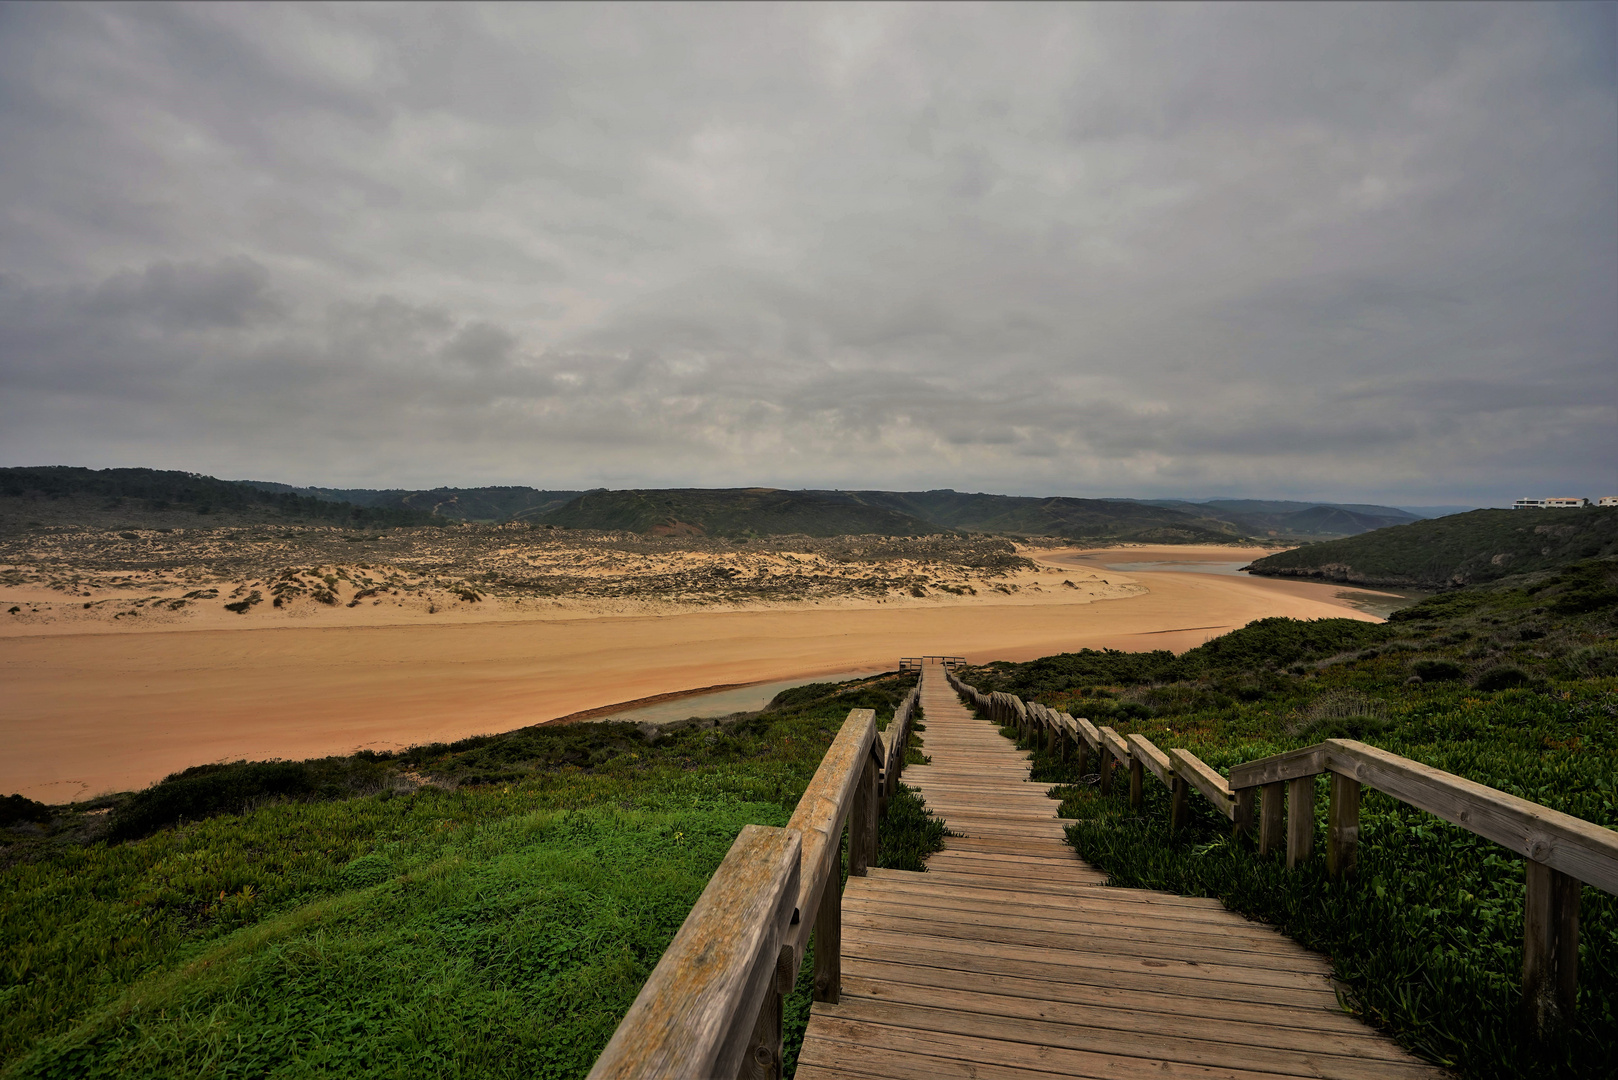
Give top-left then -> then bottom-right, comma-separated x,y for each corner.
243,482 -> 585,522
1246,506 -> 1618,589
1143,498 -> 1422,539
0,467 -> 435,532
536,488 -> 936,537
834,490 -> 1245,543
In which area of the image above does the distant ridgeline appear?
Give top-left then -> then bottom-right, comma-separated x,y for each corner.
0,467 -> 435,529
2,465 -> 1449,541
1246,506 -> 1618,590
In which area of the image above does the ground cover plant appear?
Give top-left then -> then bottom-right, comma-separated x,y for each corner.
959,557 -> 1618,1078
0,671 -> 942,1079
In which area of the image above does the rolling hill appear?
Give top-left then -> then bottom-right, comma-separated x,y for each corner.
535,488 -> 935,537
0,467 -> 435,531
1245,506 -> 1618,589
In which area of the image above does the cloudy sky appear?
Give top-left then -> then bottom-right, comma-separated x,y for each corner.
1,3 -> 1613,505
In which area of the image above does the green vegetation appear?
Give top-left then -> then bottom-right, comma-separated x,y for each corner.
0,467 -> 436,531
960,557 -> 1618,1078
0,672 -> 938,1079
535,488 -> 937,538
1248,506 -> 1618,590
243,483 -> 587,524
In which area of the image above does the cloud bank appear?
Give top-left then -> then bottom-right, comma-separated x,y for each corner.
1,2 -> 1613,503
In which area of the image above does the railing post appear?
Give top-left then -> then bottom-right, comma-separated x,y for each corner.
1075,738 -> 1089,777
1232,787 -> 1255,840
739,945 -> 796,1080
851,753 -> 877,877
1522,860 -> 1580,1039
812,830 -> 843,1004
1129,757 -> 1144,810
1259,782 -> 1283,857
1327,773 -> 1360,880
1287,776 -> 1315,869
1100,750 -> 1114,795
1170,776 -> 1188,831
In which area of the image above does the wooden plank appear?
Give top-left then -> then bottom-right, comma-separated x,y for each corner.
862,868 -> 1223,909
843,900 -> 1325,964
799,1020 -> 1290,1080
839,894 -> 1312,952
836,974 -> 1418,1061
841,910 -> 1332,973
811,999 -> 1443,1080
1074,715 -> 1102,750
1168,749 -> 1236,819
840,927 -> 1341,998
1324,739 -> 1618,894
1227,744 -> 1326,790
587,824 -> 800,1079
851,875 -> 1238,919
1127,734 -> 1174,788
837,957 -> 1373,1034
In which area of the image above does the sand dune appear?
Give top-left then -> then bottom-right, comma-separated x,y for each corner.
0,546 -> 1376,803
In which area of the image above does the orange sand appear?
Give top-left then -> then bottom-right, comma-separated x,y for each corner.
0,545 -> 1375,803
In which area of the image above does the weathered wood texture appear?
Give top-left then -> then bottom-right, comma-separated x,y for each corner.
785,709 -> 878,971
798,661 -> 1441,1079
1522,860 -> 1580,1039
1323,739 -> 1618,894
587,825 -> 801,1079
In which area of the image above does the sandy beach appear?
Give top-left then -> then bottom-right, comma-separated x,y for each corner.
0,545 -> 1379,802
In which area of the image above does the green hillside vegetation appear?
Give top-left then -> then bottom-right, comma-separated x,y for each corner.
535,488 -> 938,538
1143,498 -> 1423,539
960,557 -> 1618,1078
833,489 -> 1244,542
1,466 -> 1435,542
0,673 -> 939,1079
0,468 -> 435,532
244,483 -> 586,523
1247,507 -> 1618,590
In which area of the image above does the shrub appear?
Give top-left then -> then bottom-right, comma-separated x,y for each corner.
0,794 -> 52,828
109,761 -> 316,840
1412,659 -> 1465,682
1475,666 -> 1530,692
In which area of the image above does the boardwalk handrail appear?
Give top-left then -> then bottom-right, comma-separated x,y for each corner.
589,705 -> 882,1079
944,665 -> 1618,1038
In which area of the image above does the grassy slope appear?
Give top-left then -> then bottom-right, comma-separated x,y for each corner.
0,675 -> 940,1079
960,559 -> 1618,1078
1248,507 -> 1618,589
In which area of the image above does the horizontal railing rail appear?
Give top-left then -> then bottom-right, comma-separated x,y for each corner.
944,665 -> 1617,1040
899,655 -> 965,670
589,706 -> 883,1079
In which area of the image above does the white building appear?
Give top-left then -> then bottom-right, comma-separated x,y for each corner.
1513,497 -> 1589,509
1600,496 -> 1618,507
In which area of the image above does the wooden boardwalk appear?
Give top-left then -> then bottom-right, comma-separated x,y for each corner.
795,660 -> 1443,1080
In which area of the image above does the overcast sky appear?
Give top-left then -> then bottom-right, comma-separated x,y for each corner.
1,3 -> 1613,505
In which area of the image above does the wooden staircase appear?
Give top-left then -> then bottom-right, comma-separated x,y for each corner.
793,659 -> 1443,1080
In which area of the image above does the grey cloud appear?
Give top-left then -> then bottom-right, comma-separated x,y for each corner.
0,3 -> 1612,502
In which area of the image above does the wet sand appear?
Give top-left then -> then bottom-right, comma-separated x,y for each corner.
1,545 -> 1376,803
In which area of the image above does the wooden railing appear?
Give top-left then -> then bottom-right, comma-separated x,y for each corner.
898,655 -> 964,671
945,667 -> 1618,1038
588,705 -> 887,1079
